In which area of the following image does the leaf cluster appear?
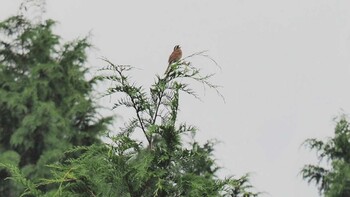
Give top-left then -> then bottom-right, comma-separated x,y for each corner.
0,10 -> 258,197
301,116 -> 350,197
0,15 -> 111,196
29,57 -> 257,197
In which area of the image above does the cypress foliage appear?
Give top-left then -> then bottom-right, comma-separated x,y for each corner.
2,56 -> 259,196
0,10 -> 259,197
0,15 -> 111,196
302,116 -> 350,197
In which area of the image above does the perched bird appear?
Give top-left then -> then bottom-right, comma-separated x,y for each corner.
165,45 -> 182,75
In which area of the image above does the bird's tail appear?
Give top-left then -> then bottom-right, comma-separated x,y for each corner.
164,63 -> 171,75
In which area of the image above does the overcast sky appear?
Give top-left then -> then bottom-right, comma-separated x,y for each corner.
2,0 -> 350,196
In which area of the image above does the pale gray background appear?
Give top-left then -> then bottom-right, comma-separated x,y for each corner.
2,1 -> 350,196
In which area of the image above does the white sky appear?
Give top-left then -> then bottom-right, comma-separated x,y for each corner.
2,1 -> 350,196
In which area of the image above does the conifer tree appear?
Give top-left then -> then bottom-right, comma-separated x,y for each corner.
0,14 -> 111,196
302,116 -> 350,197
1,3 -> 259,196
2,52 -> 259,196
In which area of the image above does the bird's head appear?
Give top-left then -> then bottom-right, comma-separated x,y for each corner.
174,45 -> 181,51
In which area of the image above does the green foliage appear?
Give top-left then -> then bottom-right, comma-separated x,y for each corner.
0,163 -> 42,197
2,56 -> 259,196
1,9 -> 258,197
302,116 -> 350,197
0,14 -> 111,196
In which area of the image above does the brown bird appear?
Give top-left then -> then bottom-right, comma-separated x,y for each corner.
165,45 -> 182,75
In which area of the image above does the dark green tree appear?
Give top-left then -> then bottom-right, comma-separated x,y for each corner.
2,52 -> 259,196
0,14 -> 111,196
301,116 -> 350,197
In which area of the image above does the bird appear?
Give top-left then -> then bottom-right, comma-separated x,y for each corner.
165,45 -> 182,75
